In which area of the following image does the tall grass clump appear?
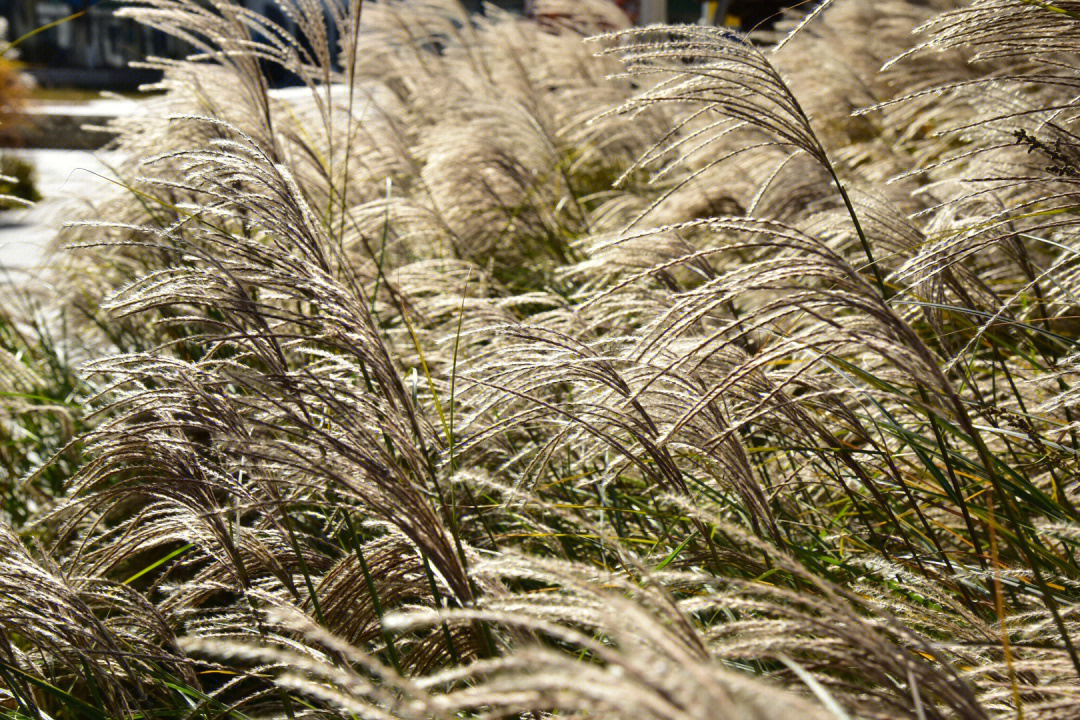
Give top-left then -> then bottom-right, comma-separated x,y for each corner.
2,0 -> 1080,717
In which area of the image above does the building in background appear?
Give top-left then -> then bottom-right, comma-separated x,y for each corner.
639,0 -> 789,28
1,0 -> 789,87
1,0 -> 186,86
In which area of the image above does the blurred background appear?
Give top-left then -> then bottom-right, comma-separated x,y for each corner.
1,0 -> 789,89
0,0 -> 789,270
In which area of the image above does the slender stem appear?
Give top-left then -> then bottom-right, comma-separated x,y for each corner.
343,511 -> 404,675
826,163 -> 890,299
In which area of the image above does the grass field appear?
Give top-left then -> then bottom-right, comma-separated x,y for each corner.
2,0 -> 1080,718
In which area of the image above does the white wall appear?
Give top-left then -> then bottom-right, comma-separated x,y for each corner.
639,0 -> 668,24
